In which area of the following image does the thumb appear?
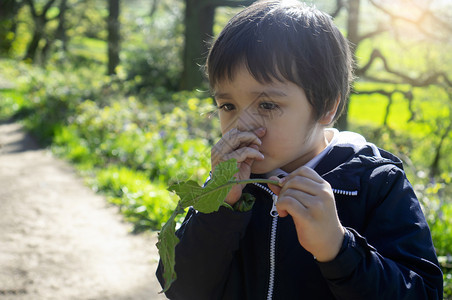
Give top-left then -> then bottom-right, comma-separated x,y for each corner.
268,176 -> 282,196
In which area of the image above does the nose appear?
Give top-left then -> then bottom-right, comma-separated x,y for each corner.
235,109 -> 263,132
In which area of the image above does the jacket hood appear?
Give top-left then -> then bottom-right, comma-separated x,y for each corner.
315,131 -> 404,193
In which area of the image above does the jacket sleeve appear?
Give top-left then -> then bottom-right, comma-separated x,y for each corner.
156,206 -> 252,300
317,165 -> 443,300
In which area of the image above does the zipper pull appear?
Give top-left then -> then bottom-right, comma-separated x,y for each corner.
270,194 -> 279,217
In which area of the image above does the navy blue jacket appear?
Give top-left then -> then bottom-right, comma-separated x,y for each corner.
157,144 -> 443,299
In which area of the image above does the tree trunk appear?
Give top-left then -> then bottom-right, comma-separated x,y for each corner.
22,0 -> 58,63
180,0 -> 215,90
336,0 -> 360,131
0,0 -> 19,55
180,0 -> 255,90
107,0 -> 121,75
56,0 -> 69,51
40,37 -> 53,65
430,122 -> 452,179
24,27 -> 43,62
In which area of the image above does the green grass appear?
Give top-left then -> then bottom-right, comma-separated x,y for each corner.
350,82 -> 449,134
0,89 -> 24,119
69,37 -> 107,64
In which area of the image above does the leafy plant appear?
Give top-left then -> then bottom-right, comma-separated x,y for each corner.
156,159 -> 279,292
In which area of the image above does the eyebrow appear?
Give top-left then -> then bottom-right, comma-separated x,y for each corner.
214,89 -> 288,99
213,92 -> 232,100
252,90 -> 288,98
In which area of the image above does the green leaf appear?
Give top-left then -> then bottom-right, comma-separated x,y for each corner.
156,211 -> 179,293
157,159 -> 280,292
168,158 -> 239,213
193,158 -> 238,213
169,180 -> 204,208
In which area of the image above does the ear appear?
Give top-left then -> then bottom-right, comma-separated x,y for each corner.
319,96 -> 340,125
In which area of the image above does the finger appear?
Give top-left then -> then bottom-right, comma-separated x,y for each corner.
276,194 -> 309,219
267,176 -> 282,196
279,188 -> 314,209
212,128 -> 265,164
279,175 -> 321,197
223,147 -> 264,163
284,166 -> 324,184
212,143 -> 258,165
253,127 -> 266,138
222,128 -> 264,150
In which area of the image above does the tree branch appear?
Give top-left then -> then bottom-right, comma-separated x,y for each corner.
369,0 -> 425,26
24,0 -> 58,21
368,0 -> 452,39
357,23 -> 388,43
43,0 -> 57,13
24,0 -> 37,18
329,0 -> 344,19
430,120 -> 452,179
356,49 -> 452,87
42,0 -> 58,22
201,0 -> 255,9
352,88 -> 415,125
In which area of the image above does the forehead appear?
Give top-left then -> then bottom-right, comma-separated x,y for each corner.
213,64 -> 282,90
211,60 -> 289,92
213,65 -> 308,102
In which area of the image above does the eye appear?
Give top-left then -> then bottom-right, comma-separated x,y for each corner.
218,103 -> 236,112
259,102 -> 278,110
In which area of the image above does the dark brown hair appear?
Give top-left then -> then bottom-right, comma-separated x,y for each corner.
206,0 -> 353,122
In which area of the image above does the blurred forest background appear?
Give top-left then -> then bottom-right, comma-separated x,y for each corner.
0,0 -> 451,297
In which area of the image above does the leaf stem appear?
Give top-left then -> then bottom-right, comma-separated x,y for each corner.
232,178 -> 280,186
194,178 -> 280,203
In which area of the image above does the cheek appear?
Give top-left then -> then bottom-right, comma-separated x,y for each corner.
219,118 -> 233,135
261,128 -> 293,153
263,123 -> 310,152
219,111 -> 243,134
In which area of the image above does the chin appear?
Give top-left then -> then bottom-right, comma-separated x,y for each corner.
250,160 -> 273,175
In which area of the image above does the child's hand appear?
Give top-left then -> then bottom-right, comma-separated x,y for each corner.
268,166 -> 345,262
211,127 -> 266,206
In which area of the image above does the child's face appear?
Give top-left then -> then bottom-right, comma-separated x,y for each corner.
214,65 -> 329,174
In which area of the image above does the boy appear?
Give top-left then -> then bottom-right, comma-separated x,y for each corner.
157,0 -> 443,299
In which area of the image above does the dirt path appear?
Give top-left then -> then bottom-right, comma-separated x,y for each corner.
0,122 -> 167,300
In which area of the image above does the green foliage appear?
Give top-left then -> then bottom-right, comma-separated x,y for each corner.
95,166 -> 179,232
0,89 -> 26,120
416,178 -> 452,256
445,272 -> 452,300
157,158 -> 238,292
121,1 -> 184,92
53,125 -> 95,167
156,209 -> 180,292
5,0 -> 108,61
65,95 -> 216,232
349,82 -> 452,175
0,58 -> 217,234
157,159 -> 278,292
69,37 -> 107,65
70,95 -> 215,182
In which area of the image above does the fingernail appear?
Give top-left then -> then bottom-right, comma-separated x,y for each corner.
279,177 -> 286,185
255,127 -> 266,136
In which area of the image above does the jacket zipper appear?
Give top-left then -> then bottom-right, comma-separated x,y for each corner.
332,188 -> 358,196
250,184 -> 358,299
253,183 -> 278,300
